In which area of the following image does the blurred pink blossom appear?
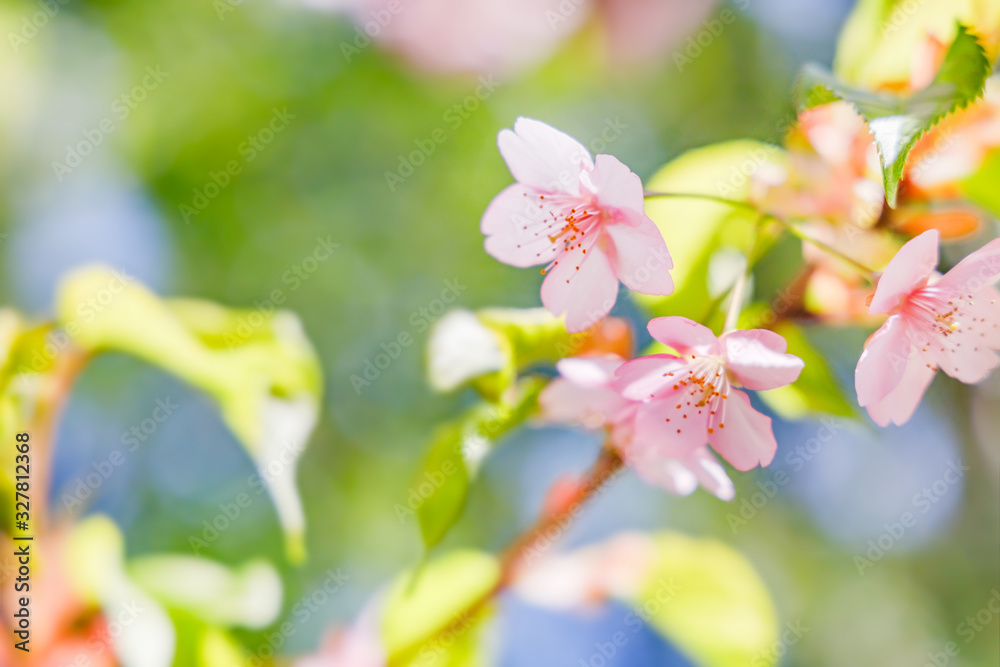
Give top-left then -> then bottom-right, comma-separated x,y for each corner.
296,596 -> 386,667
312,0 -> 718,75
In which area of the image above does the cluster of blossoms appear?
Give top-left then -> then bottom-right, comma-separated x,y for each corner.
482,118 -> 1000,498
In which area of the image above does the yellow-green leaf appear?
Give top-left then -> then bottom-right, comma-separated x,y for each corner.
627,533 -> 779,667
55,265 -> 322,561
834,0 -> 1000,90
802,24 -> 992,207
414,377 -> 544,549
637,141 -> 784,321
382,550 -> 500,663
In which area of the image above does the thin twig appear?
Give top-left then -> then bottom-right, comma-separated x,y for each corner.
499,446 -> 624,584
766,215 -> 878,281
643,190 -> 758,210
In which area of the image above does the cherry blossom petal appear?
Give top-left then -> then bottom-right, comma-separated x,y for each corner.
631,399 -> 706,459
647,316 -> 720,355
497,117 -> 593,195
734,328 -> 789,353
722,331 -> 804,391
707,389 -> 777,471
869,230 -> 939,314
481,184 -> 562,268
935,237 -> 1000,294
687,447 -> 735,501
864,348 -> 936,427
965,286 -> 1000,348
541,245 -> 619,333
855,315 -> 911,407
603,218 -> 674,296
581,154 -> 645,214
925,321 -> 1000,384
555,355 -> 623,389
539,377 -> 630,429
613,354 -> 689,400
625,445 -> 699,496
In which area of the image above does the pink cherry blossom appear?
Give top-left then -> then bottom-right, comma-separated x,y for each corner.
613,317 -> 804,471
855,229 -> 1000,426
539,355 -> 734,499
297,595 -> 386,667
304,0 -> 716,76
481,118 -> 673,333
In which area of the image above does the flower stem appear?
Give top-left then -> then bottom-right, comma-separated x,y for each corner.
642,191 -> 879,281
411,447 -> 625,650
643,190 -> 758,210
32,345 -> 89,533
499,446 -> 624,584
768,215 -> 878,281
723,270 -> 749,334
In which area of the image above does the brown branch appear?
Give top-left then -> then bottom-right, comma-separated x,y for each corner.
391,446 -> 625,666
498,446 -> 623,585
31,345 -> 89,534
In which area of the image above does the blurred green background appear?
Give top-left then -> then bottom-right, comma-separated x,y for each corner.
0,0 -> 998,665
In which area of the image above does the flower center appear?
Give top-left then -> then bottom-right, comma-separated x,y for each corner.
906,286 -> 988,352
520,191 -> 605,277
661,356 -> 730,436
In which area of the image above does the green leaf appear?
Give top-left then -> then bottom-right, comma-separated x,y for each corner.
55,265 -> 322,561
127,556 -> 283,629
799,24 -> 991,207
427,307 -> 612,401
199,628 -> 256,667
834,0 -> 1000,90
757,322 -> 857,420
381,550 -> 500,664
412,423 -> 471,548
637,141 -> 784,322
624,533 -> 779,667
65,515 -> 178,665
413,377 -> 544,549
